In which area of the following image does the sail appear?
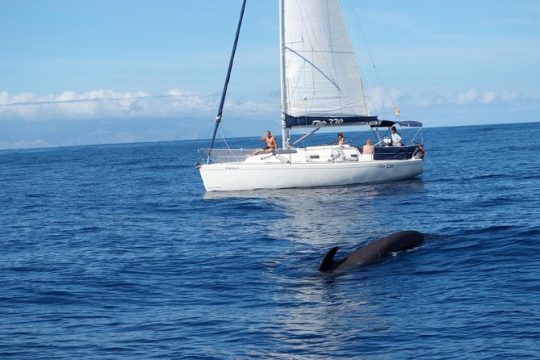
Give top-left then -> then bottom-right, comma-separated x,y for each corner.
282,0 -> 372,128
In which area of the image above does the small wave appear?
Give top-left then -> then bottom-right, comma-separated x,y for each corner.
24,193 -> 48,198
22,290 -> 83,306
108,159 -> 148,166
413,269 -> 450,276
423,233 -> 446,241
462,225 -> 518,235
4,266 -> 49,273
145,164 -> 191,170
472,173 -> 512,180
514,174 -> 540,181
78,226 -> 101,233
477,196 -> 517,207
234,203 -> 269,212
514,228 -> 540,238
454,173 -> 513,182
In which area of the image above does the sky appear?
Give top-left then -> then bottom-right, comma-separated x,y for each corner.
1,0 -> 539,149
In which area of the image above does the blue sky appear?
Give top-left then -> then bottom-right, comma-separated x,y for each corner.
1,0 -> 539,149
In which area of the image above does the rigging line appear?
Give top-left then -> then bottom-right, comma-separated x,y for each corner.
343,0 -> 383,117
217,129 -> 231,151
285,47 -> 341,90
296,0 -> 316,112
344,0 -> 397,119
341,1 -> 370,116
326,0 -> 343,113
295,0 -> 338,110
342,0 -> 373,116
286,0 -> 308,113
217,129 -> 236,158
217,129 -> 245,163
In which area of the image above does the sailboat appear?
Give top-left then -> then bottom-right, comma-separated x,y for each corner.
198,0 -> 425,192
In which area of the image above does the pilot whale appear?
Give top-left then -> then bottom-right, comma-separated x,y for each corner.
319,230 -> 425,272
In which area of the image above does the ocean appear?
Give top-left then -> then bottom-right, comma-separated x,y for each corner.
1,122 -> 539,359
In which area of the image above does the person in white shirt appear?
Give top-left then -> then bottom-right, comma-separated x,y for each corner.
390,126 -> 403,146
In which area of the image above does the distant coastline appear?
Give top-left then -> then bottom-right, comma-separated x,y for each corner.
1,121 -> 538,152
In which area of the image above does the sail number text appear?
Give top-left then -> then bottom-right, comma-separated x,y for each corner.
312,118 -> 344,126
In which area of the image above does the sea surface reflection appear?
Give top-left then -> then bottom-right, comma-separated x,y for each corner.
205,179 -> 425,246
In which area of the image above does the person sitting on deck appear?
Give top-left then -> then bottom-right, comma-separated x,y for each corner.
337,132 -> 345,146
250,130 -> 277,156
390,126 -> 403,146
262,130 -> 277,152
413,144 -> 426,159
362,138 -> 374,155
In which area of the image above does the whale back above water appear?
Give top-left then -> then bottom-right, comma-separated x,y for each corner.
319,230 -> 425,272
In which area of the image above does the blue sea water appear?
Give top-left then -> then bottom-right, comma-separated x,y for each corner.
1,122 -> 539,359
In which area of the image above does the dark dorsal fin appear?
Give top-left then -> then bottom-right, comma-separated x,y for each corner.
319,246 -> 340,272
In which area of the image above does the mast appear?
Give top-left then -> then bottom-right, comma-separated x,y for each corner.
207,0 -> 247,163
279,0 -> 289,149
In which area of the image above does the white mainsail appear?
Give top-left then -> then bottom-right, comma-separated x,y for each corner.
281,0 -> 368,119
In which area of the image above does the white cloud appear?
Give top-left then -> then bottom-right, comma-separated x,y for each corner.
479,91 -> 497,105
455,88 -> 525,106
1,87 -> 531,124
355,86 -> 538,127
0,89 -> 276,121
366,87 -> 529,110
456,88 -> 480,105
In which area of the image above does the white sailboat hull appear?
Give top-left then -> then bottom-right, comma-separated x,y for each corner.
199,157 -> 423,192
